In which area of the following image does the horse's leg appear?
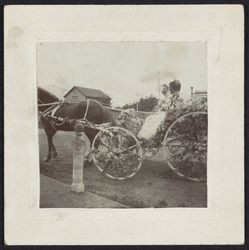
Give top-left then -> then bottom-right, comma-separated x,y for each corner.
44,133 -> 53,162
83,129 -> 97,167
44,126 -> 57,161
51,130 -> 58,159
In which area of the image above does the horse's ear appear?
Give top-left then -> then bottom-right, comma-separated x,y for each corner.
38,86 -> 59,102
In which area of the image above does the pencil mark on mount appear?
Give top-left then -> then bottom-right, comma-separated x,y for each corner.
6,26 -> 24,48
216,28 -> 222,64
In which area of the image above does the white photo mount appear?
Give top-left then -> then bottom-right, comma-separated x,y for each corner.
4,5 -> 244,245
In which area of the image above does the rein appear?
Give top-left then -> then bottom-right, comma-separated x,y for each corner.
38,101 -> 62,107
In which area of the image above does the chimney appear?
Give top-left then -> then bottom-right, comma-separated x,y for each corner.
190,86 -> 194,95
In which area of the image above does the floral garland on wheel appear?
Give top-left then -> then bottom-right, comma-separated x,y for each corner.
149,96 -> 208,148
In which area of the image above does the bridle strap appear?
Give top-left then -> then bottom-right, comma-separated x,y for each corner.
83,99 -> 90,120
51,103 -> 61,117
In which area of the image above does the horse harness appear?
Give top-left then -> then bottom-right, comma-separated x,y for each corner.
39,99 -> 90,131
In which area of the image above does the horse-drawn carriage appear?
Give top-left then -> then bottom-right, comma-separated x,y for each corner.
38,87 -> 207,182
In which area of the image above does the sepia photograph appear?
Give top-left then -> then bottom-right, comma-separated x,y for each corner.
38,42 -> 208,208
4,5 -> 244,245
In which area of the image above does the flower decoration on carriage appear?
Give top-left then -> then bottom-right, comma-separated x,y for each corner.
163,96 -> 207,130
139,95 -> 208,166
117,108 -> 144,136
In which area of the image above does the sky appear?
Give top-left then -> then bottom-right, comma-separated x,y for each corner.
37,42 -> 207,107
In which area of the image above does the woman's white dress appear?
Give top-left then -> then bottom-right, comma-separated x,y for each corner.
137,112 -> 166,140
138,93 -> 176,140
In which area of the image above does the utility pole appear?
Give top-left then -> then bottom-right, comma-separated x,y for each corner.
136,93 -> 139,114
157,71 -> 161,99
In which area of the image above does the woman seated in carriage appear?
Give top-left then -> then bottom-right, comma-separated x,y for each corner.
137,80 -> 182,140
157,80 -> 182,111
117,80 -> 182,140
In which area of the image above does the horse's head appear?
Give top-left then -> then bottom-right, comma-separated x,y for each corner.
38,86 -> 59,112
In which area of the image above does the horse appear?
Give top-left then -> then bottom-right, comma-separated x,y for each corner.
38,86 -> 116,162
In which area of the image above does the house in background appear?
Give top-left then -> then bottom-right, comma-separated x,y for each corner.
190,86 -> 207,98
63,86 -> 111,106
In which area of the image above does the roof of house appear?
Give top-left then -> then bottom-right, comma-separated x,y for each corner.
64,86 -> 110,99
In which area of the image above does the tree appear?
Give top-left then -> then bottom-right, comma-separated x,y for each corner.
121,95 -> 159,112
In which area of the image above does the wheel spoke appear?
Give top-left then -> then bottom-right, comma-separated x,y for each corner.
97,137 -> 112,152
117,134 -> 124,150
166,134 -> 188,142
119,153 -> 140,168
119,144 -> 137,154
116,162 -> 127,177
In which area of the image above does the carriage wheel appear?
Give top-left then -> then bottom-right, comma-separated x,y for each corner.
163,112 -> 207,181
91,127 -> 143,180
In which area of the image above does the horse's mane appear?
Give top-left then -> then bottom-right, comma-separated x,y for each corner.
38,86 -> 59,103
